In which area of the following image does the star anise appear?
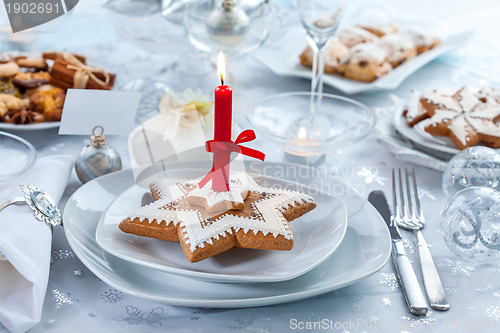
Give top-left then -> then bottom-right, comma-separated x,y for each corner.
3,108 -> 45,124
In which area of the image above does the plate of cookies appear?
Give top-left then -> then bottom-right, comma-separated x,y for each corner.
63,161 -> 390,307
0,51 -> 115,131
396,86 -> 500,155
95,168 -> 348,283
254,10 -> 471,94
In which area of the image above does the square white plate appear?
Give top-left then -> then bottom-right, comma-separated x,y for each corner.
254,30 -> 472,95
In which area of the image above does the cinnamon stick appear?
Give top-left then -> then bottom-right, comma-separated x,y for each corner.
49,60 -> 115,90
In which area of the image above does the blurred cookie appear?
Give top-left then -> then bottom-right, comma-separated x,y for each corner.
377,33 -> 417,68
0,78 -> 21,97
299,37 -> 350,74
402,27 -> 440,54
16,57 -> 48,70
336,26 -> 379,48
357,14 -> 398,37
0,93 -> 24,116
0,62 -> 20,78
30,87 -> 65,121
12,71 -> 51,89
338,43 -> 392,82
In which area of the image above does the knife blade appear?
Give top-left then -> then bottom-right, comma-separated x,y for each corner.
368,190 -> 428,315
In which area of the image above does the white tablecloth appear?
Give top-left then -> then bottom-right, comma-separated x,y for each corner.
1,0 -> 500,332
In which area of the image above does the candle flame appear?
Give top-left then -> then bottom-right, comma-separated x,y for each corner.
298,127 -> 307,139
217,51 -> 226,85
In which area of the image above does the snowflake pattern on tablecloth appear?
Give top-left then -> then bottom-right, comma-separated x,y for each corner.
52,289 -> 73,309
486,305 -> 500,319
357,167 -> 388,185
402,238 -> 416,254
439,259 -> 475,277
52,250 -> 75,260
114,306 -> 168,328
101,289 -> 124,303
378,273 -> 400,291
475,283 -> 494,294
417,188 -> 437,201
353,296 -> 365,309
401,310 -> 436,328
229,317 -> 257,330
382,297 -> 392,306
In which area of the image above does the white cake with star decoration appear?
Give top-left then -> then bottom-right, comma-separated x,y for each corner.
119,172 -> 317,262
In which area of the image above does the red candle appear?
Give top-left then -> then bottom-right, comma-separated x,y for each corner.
212,51 -> 232,192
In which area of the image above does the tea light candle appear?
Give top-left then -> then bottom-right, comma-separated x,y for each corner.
283,127 -> 326,166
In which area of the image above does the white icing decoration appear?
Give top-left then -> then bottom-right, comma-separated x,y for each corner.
348,43 -> 388,64
424,88 -> 500,146
457,87 -> 480,113
424,91 -> 461,111
337,26 -> 379,48
188,186 -> 246,207
126,172 -> 314,252
377,33 -> 415,64
404,90 -> 424,122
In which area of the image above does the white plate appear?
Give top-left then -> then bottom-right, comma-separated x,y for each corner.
63,161 -> 391,308
0,121 -> 60,131
393,110 -> 460,155
254,30 -> 472,95
95,173 -> 347,283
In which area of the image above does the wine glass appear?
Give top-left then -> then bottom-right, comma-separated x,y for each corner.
297,0 -> 346,139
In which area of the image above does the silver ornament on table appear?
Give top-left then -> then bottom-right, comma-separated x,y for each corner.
75,126 -> 122,184
206,0 -> 250,46
442,146 -> 500,198
441,186 -> 500,262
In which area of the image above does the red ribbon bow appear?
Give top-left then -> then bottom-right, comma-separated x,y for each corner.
198,129 -> 265,189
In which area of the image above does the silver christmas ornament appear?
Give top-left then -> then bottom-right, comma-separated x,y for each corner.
442,146 -> 500,198
206,0 -> 250,46
441,186 -> 500,262
75,126 -> 122,184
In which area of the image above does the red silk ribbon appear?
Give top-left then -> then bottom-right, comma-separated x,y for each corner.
198,129 -> 265,189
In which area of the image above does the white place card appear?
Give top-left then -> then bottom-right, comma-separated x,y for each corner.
59,89 -> 141,135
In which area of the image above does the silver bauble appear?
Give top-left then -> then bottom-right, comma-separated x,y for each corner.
206,0 -> 250,47
75,126 -> 122,184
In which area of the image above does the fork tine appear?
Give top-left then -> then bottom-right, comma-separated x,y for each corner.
398,168 -> 406,220
412,169 -> 422,219
392,169 -> 397,218
405,169 -> 414,221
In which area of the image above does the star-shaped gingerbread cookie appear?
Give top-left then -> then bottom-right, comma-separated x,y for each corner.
423,87 -> 500,150
119,173 -> 317,262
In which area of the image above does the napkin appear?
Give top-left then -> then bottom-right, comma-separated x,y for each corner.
128,104 -> 209,168
0,155 -> 73,333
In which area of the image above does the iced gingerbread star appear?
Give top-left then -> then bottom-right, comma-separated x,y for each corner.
119,173 -> 316,262
423,87 -> 500,149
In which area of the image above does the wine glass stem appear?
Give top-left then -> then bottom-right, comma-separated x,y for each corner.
309,45 -> 325,133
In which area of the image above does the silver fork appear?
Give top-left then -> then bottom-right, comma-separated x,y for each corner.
393,169 -> 450,311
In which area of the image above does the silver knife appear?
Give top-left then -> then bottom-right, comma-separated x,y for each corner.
368,190 -> 428,315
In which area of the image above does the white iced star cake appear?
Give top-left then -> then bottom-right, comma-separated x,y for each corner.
119,172 -> 317,262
